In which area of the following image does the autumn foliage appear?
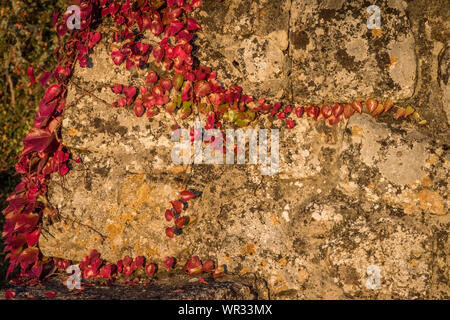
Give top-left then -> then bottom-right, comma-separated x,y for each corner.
2,0 -> 422,287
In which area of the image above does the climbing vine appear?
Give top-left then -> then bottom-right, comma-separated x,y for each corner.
2,0 -> 426,288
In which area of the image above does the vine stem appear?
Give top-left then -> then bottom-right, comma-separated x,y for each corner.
58,214 -> 107,244
68,77 -> 115,107
6,73 -> 15,107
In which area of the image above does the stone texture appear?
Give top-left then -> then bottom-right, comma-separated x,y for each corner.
192,0 -> 417,103
289,0 -> 416,103
440,44 -> 450,125
38,0 -> 449,299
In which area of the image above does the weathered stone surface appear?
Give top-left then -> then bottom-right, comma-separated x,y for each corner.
38,0 -> 449,299
192,0 -> 416,103
289,0 -> 416,103
440,44 -> 450,125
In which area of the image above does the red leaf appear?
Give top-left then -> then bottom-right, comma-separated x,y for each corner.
111,49 -> 125,65
31,262 -> 43,278
305,105 -> 319,119
365,98 -> 378,113
76,42 -> 88,55
21,128 -> 54,156
176,30 -> 193,45
52,12 -> 60,27
59,164 -> 69,176
26,229 -> 40,247
42,84 -> 62,104
17,247 -> 39,269
328,114 -> 342,126
134,103 -> 145,117
164,19 -> 185,37
277,112 -> 286,119
27,66 -> 36,84
202,259 -> 215,272
190,0 -> 202,8
171,200 -> 183,213
123,255 -> 133,267
213,264 -> 225,278
169,7 -> 183,20
286,119 -> 295,129
35,100 -> 58,129
146,106 -> 158,117
150,20 -> 163,36
116,260 -> 123,274
40,72 -> 53,88
294,106 -> 304,118
99,263 -> 115,279
194,80 -> 210,97
112,84 -> 123,94
332,103 -> 344,117
198,277 -> 209,285
165,227 -> 175,238
180,190 -> 195,202
165,209 -> 174,221
320,105 -> 332,118
133,256 -> 145,269
83,266 -> 99,279
159,79 -> 172,92
145,263 -> 157,277
167,0 -> 177,8
181,81 -> 192,101
343,104 -> 355,119
163,257 -> 175,271
152,85 -> 163,97
184,256 -> 202,276
88,32 -> 101,48
352,100 -> 363,113
175,216 -> 186,228
146,71 -> 158,84
8,233 -> 26,248
126,58 -> 135,70
54,66 -> 71,78
5,289 -> 16,300
186,18 -> 201,31
152,45 -> 164,62
56,22 -> 67,37
123,86 -> 137,99
15,213 -> 40,232
109,2 -> 120,15
183,5 -> 193,12
116,97 -> 127,107
45,291 -> 56,299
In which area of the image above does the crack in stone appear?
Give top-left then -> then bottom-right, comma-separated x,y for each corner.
58,214 -> 107,243
287,0 -> 294,105
404,5 -> 421,103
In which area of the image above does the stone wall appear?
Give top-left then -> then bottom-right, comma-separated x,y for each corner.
39,0 -> 449,299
